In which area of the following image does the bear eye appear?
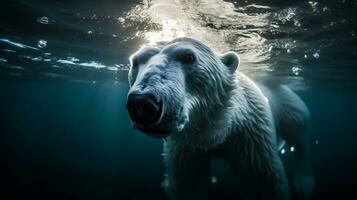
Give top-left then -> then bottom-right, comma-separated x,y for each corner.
180,52 -> 196,64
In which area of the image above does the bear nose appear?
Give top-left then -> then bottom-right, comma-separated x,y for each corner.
126,93 -> 163,126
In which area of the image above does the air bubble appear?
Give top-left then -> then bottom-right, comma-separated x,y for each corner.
0,58 -> 7,63
294,20 -> 301,27
37,16 -> 49,24
211,176 -> 217,184
37,40 -> 47,48
292,66 -> 302,75
281,149 -> 286,154
118,17 -> 125,23
313,52 -> 320,59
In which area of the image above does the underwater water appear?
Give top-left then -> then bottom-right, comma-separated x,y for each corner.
0,0 -> 356,199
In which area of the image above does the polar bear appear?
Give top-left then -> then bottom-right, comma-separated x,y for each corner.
126,37 -> 314,200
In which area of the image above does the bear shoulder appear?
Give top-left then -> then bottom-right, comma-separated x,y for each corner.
227,72 -> 277,147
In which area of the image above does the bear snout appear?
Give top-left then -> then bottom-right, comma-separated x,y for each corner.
126,93 -> 163,127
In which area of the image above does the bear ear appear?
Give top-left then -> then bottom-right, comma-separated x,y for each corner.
220,52 -> 240,73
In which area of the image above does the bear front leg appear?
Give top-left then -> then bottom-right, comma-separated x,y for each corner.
163,140 -> 211,200
225,139 -> 290,200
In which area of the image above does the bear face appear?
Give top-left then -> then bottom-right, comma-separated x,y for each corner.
127,38 -> 240,138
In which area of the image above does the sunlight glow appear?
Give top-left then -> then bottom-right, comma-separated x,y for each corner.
123,0 -> 309,85
145,19 -> 186,44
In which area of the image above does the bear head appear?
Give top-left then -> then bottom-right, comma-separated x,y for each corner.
126,37 -> 239,138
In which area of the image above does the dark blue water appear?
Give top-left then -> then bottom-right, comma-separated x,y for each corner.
0,0 -> 356,199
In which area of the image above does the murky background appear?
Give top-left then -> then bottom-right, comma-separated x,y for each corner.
0,0 -> 356,199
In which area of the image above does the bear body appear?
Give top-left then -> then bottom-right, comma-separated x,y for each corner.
126,38 -> 314,200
